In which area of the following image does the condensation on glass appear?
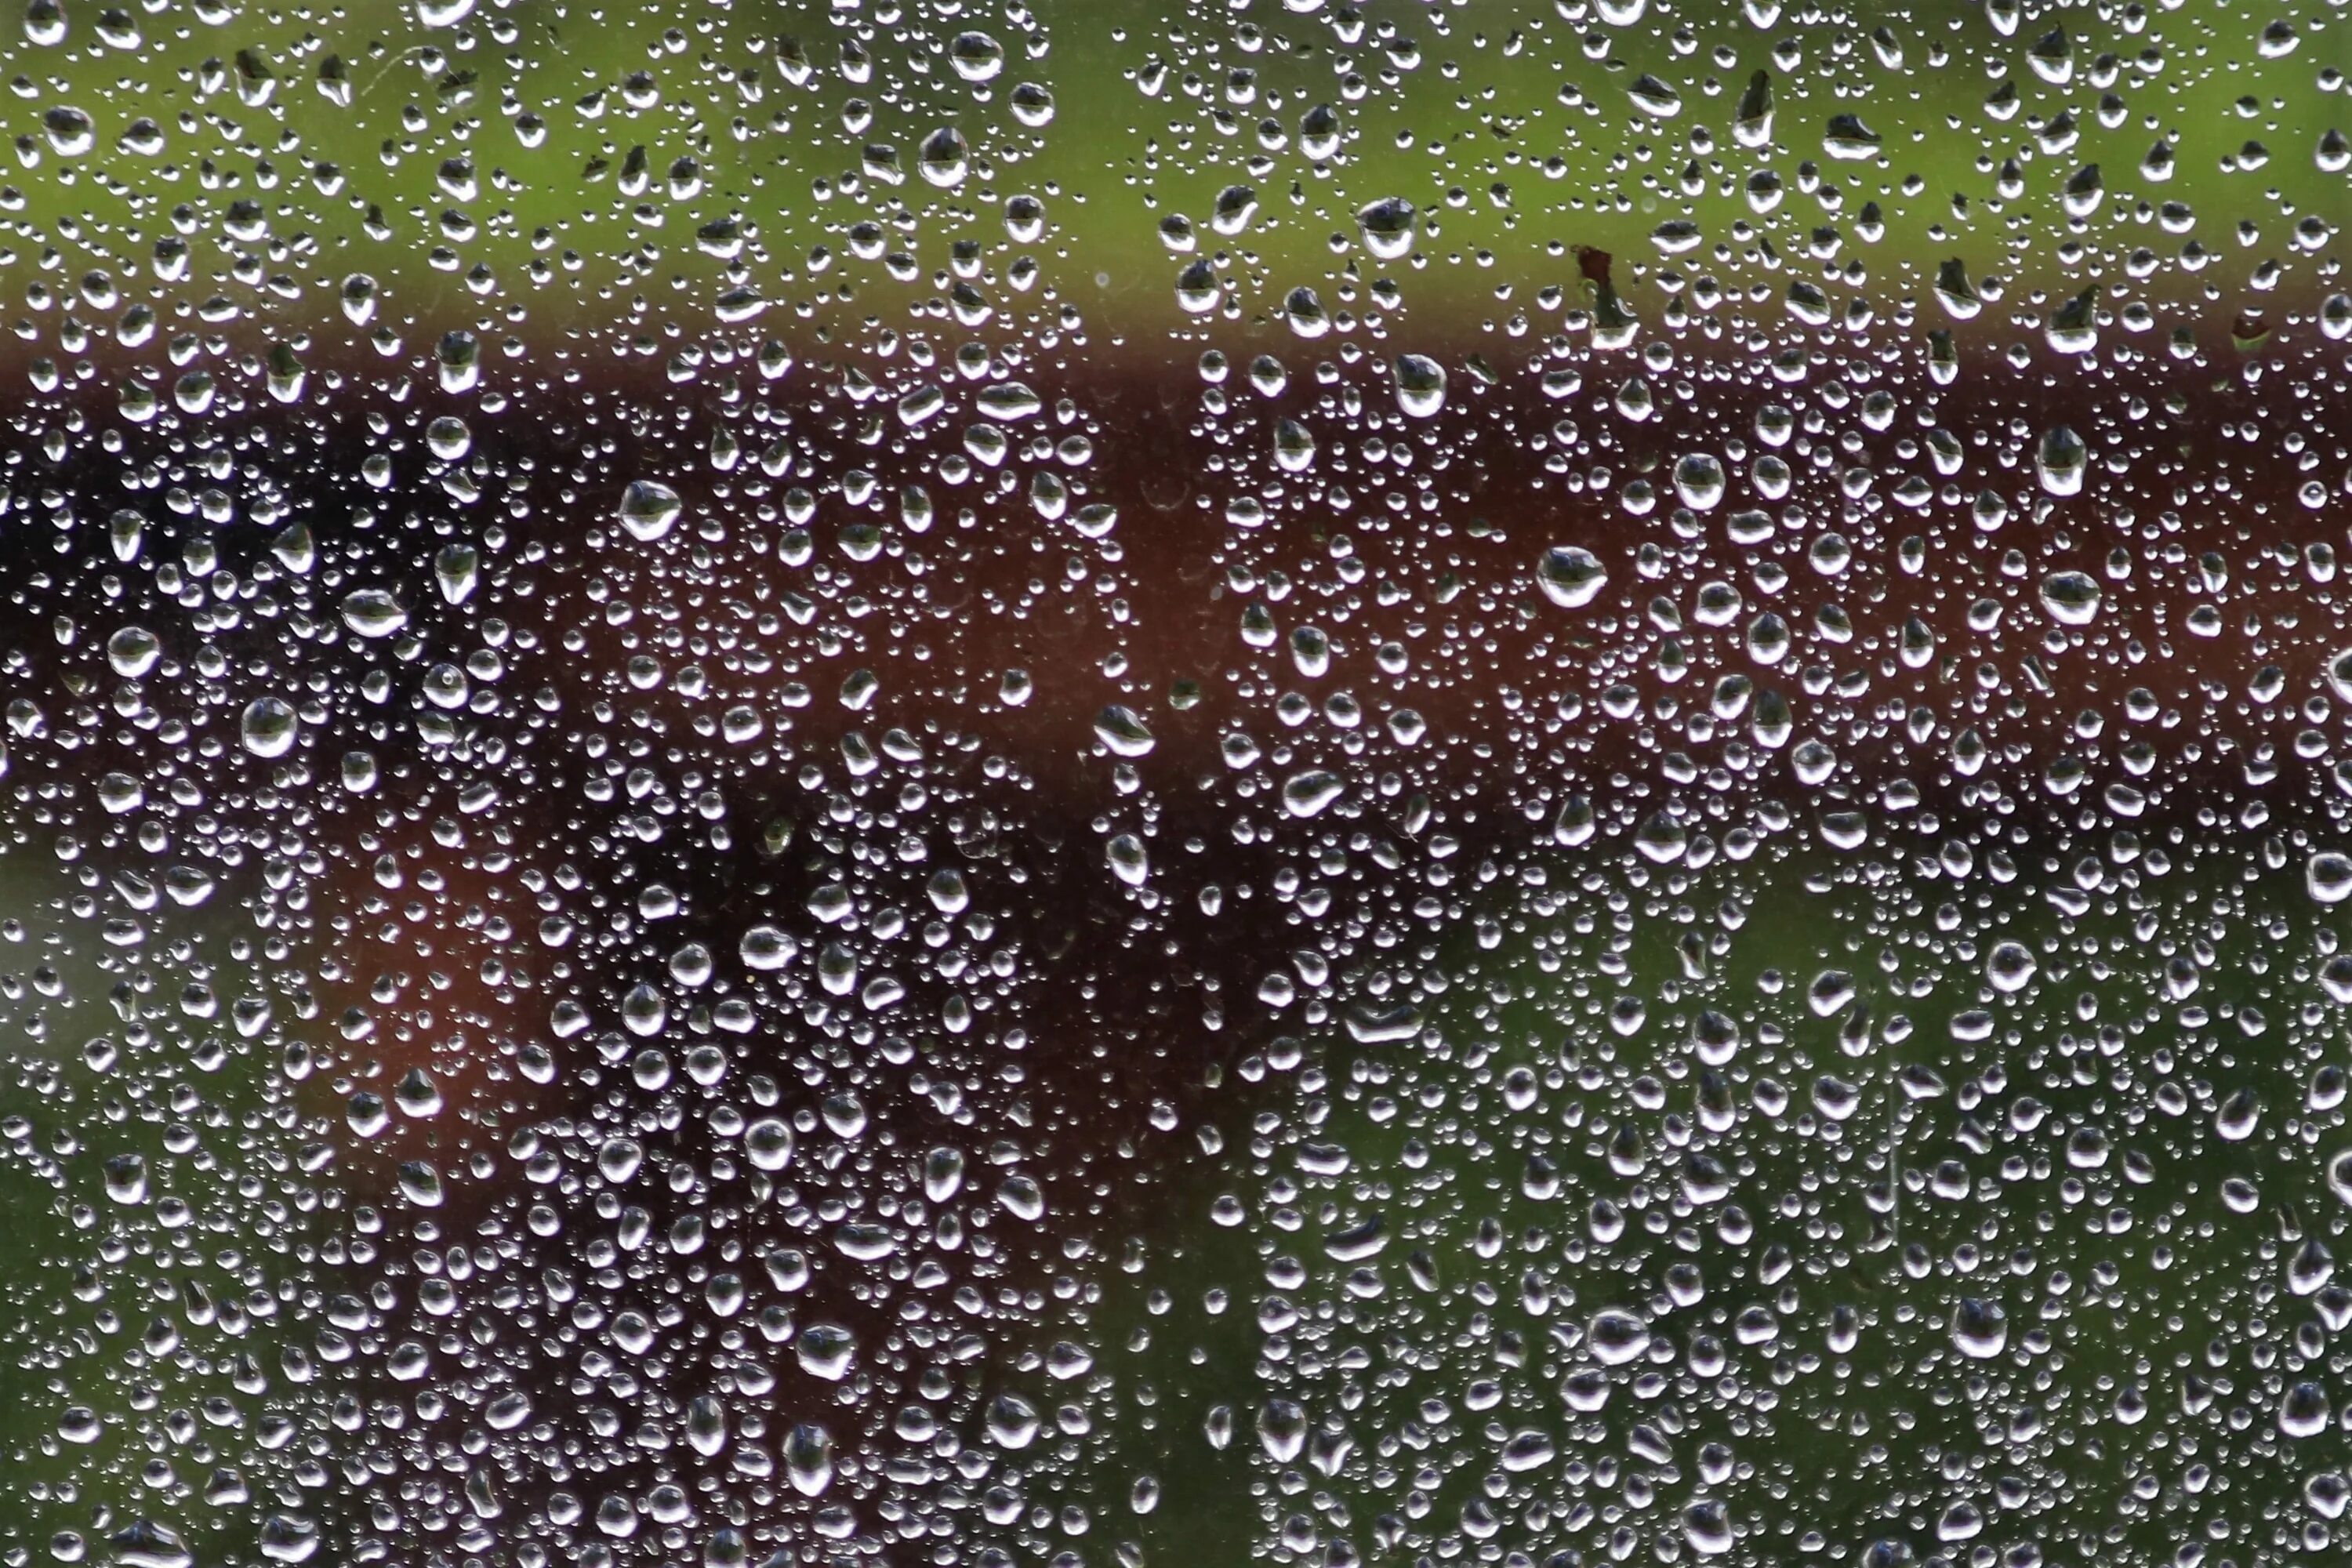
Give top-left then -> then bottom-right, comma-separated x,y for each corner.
0,1 -> 2349,1567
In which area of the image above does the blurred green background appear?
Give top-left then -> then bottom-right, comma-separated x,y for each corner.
1,0 -> 2343,361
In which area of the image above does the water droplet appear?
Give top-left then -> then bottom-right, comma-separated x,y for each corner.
1588,1308 -> 1650,1366
340,589 -> 408,639
241,697 -> 299,758
786,1423 -> 835,1496
1986,941 -> 2037,993
394,1068 -> 442,1119
1627,73 -> 1682,117
1175,260 -> 1221,314
1537,547 -> 1607,609
797,1323 -> 855,1381
741,924 -> 798,971
107,626 -> 160,678
619,480 -> 683,542
987,1393 -> 1041,1450
1951,1298 -> 2008,1359
1672,452 -> 1726,510
1498,1430 -> 1555,1472
949,31 -> 1004,82
1281,771 -> 1345,818
1393,354 -> 1447,417
1255,1399 -> 1306,1461
1357,198 -> 1417,260
110,1522 -> 191,1568
2328,1149 -> 2352,1207
1106,833 -> 1149,886
2281,1382 -> 2332,1438
2038,571 -> 2101,626
397,1161 -> 445,1208
1683,1501 -> 1735,1558
257,1516 -> 320,1563
1094,705 -> 1156,757
918,126 -> 970,187
103,1152 -> 147,1205
426,416 -> 471,460
2034,426 -> 2088,495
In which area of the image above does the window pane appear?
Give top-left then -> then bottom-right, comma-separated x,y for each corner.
1,2 -> 2347,1566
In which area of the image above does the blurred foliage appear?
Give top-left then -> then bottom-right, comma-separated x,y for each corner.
0,0 -> 2339,354
1101,837 -> 2350,1566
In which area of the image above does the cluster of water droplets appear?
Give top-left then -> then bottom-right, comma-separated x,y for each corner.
2,0 -> 2352,1566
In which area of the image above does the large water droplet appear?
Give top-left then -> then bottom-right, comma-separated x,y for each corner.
1588,1308 -> 1650,1366
241,696 -> 299,758
1357,198 -> 1417,260
333,587 -> 406,643
1393,354 -> 1447,417
2038,571 -> 2101,626
1537,546 -> 1607,609
1094,705 -> 1156,757
107,626 -> 160,677
619,480 -> 683,542
1951,1298 -> 2008,1359
1985,941 -> 2038,993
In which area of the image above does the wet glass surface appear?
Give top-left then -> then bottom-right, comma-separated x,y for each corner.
2,2 -> 2351,1567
